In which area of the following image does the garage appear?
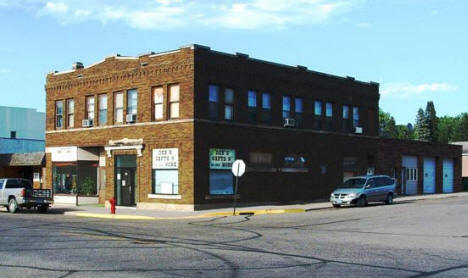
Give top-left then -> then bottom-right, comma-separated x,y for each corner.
423,158 -> 436,193
443,159 -> 454,193
402,156 -> 418,195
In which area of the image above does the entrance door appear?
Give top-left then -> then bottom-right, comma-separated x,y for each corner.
115,155 -> 137,206
442,159 -> 454,193
423,158 -> 436,193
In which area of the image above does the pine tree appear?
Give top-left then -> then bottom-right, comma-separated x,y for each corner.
425,101 -> 438,142
415,108 -> 430,141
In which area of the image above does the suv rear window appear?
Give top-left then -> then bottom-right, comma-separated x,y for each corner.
5,179 -> 31,189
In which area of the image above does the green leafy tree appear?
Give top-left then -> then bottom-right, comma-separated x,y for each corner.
396,124 -> 415,140
379,109 -> 398,138
438,116 -> 458,143
453,113 -> 468,141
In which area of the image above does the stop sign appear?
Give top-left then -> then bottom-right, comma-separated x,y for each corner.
232,159 -> 246,177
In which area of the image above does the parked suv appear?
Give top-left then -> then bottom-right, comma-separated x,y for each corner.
330,175 -> 396,208
0,178 -> 53,213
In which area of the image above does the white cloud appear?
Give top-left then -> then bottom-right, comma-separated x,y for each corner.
381,82 -> 457,99
356,22 -> 370,28
2,0 -> 364,30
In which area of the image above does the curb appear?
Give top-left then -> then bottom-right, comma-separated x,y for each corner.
70,208 -> 307,220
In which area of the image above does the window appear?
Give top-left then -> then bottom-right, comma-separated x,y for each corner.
314,101 -> 322,116
261,93 -> 272,124
98,94 -> 107,125
67,99 -> 74,128
86,96 -> 95,121
56,100 -> 64,129
314,100 -> 322,129
114,92 -> 124,124
224,88 -> 234,120
127,89 -> 138,118
249,152 -> 273,170
208,85 -> 219,120
295,98 -> 303,127
282,96 -> 291,119
248,90 -> 257,124
343,105 -> 349,119
169,84 -> 180,119
366,178 -> 376,188
353,107 -> 360,127
153,148 -> 179,195
282,154 -> 307,171
10,131 -> 16,139
209,149 -> 235,195
326,102 -> 333,117
325,102 -> 333,130
406,168 -> 417,181
153,87 -> 164,120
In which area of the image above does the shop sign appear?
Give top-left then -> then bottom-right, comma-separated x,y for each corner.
153,148 -> 178,169
210,149 -> 235,170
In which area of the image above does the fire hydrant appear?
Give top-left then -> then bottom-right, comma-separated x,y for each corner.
109,197 -> 116,214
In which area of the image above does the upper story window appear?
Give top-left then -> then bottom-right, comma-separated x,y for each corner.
295,98 -> 303,127
86,96 -> 95,121
98,94 -> 107,126
169,84 -> 180,119
114,92 -> 124,124
282,96 -> 291,119
353,107 -> 360,127
314,101 -> 322,116
153,86 -> 164,120
343,105 -> 349,119
326,102 -> 333,117
208,85 -> 219,120
261,93 -> 271,124
224,88 -> 234,121
127,89 -> 138,119
55,100 -> 64,129
248,90 -> 257,124
67,99 -> 74,128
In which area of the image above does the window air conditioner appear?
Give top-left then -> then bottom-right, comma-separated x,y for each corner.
126,114 -> 137,123
354,126 -> 363,134
82,119 -> 93,128
283,118 -> 296,128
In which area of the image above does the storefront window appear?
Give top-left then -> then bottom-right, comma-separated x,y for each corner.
152,148 -> 179,195
52,163 -> 98,195
209,148 -> 235,195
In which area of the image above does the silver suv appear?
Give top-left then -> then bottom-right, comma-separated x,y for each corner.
330,175 -> 396,208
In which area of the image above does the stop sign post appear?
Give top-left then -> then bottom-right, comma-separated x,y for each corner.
232,159 -> 246,216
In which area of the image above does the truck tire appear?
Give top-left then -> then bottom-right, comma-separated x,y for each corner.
8,198 -> 18,213
37,205 -> 48,214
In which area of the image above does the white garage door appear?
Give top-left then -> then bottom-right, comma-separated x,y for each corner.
443,159 -> 454,193
423,158 -> 436,193
402,156 -> 418,195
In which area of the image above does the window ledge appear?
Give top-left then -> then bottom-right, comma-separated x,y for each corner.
148,194 -> 181,200
280,168 -> 309,173
247,167 -> 276,172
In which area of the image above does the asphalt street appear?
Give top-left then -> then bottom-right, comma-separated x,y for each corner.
0,196 -> 467,278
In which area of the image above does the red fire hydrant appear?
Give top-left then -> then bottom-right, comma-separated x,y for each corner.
109,197 -> 116,214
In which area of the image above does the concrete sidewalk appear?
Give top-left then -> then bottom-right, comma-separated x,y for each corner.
56,191 -> 468,220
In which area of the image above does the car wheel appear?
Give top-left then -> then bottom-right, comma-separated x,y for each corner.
37,205 -> 48,214
8,198 -> 18,213
357,196 -> 367,207
333,204 -> 341,208
385,193 -> 393,205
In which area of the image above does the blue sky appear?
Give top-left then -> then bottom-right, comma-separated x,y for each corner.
0,0 -> 466,124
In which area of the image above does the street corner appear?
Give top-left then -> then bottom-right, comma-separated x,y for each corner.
72,212 -> 157,220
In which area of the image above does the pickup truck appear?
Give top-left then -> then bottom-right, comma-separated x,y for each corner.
0,178 -> 53,213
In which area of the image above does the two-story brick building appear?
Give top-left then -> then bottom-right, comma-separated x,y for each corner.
44,45 -> 462,210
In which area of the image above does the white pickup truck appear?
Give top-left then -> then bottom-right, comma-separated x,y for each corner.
0,178 -> 53,213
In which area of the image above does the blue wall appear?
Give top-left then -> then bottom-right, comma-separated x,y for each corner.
0,106 -> 45,154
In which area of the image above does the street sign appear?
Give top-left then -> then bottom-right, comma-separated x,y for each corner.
232,159 -> 246,177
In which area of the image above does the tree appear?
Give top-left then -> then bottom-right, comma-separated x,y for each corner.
379,109 -> 398,138
453,113 -> 468,141
438,116 -> 458,144
396,124 -> 415,140
415,108 -> 430,141
425,101 -> 438,142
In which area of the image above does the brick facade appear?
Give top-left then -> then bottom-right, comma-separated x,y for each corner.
45,45 -> 462,210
